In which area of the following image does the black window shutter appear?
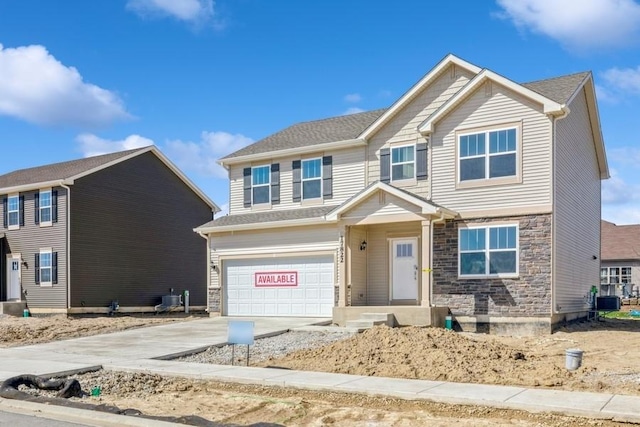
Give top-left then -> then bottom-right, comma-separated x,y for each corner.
35,254 -> 40,284
2,197 -> 6,229
52,190 -> 58,223
322,156 -> 333,199
292,160 -> 301,202
19,195 -> 24,226
52,252 -> 58,284
243,167 -> 252,208
416,143 -> 428,181
34,193 -> 40,224
270,163 -> 280,205
380,148 -> 391,183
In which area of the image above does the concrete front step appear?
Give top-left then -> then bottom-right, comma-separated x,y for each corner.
345,319 -> 388,331
360,313 -> 394,326
0,301 -> 28,317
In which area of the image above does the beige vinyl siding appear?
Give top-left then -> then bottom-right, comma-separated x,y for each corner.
431,82 -> 553,213
368,65 -> 475,198
349,228 -> 367,306
553,88 -> 601,313
342,193 -> 421,220
1,188 -> 68,308
228,146 -> 365,214
364,222 -> 421,305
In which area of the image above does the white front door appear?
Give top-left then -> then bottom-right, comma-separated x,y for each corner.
390,238 -> 419,301
6,255 -> 21,300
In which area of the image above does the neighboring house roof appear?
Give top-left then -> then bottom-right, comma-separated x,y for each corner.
197,205 -> 338,233
601,220 -> 640,261
0,146 -> 219,212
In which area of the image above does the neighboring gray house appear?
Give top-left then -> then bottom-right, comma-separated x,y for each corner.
0,146 -> 219,314
601,220 -> 640,297
197,54 -> 608,334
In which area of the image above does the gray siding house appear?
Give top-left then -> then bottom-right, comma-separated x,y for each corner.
0,146 -> 218,314
197,54 -> 608,334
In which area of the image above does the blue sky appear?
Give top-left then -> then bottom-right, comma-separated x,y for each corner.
1,0 -> 640,223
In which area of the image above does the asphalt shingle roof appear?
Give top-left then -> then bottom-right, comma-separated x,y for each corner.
198,205 -> 338,229
601,220 -> 640,261
0,147 -> 149,190
522,72 -> 590,104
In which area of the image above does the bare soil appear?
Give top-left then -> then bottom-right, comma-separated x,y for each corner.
3,314 -> 640,426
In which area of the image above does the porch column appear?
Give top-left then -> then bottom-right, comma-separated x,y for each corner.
421,220 -> 431,307
337,225 -> 348,307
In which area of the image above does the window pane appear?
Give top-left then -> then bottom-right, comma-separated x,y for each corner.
40,191 -> 51,207
252,186 -> 269,204
392,146 -> 414,163
489,153 -> 516,178
8,197 -> 18,211
40,253 -> 51,267
460,133 -> 486,158
252,167 -> 270,185
302,159 -> 321,179
460,157 -> 485,181
489,251 -> 517,274
40,207 -> 51,223
392,163 -> 414,180
303,180 -> 321,199
489,129 -> 516,153
490,227 -> 516,250
41,268 -> 51,283
461,252 -> 486,275
8,212 -> 18,226
460,229 -> 485,251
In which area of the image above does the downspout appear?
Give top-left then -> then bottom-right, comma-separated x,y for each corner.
60,182 -> 72,311
551,106 -> 570,317
429,210 -> 447,307
196,230 -> 210,314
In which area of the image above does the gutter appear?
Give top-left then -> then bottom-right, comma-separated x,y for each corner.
196,217 -> 333,234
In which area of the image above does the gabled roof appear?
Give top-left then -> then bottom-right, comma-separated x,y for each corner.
196,205 -> 337,233
522,72 -> 591,104
326,181 -> 456,221
0,146 -> 219,212
601,220 -> 640,261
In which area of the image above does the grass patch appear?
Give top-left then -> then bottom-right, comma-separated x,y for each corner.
599,310 -> 640,319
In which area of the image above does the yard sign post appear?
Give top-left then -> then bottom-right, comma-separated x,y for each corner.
227,320 -> 254,366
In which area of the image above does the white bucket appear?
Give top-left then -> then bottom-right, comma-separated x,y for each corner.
565,348 -> 583,370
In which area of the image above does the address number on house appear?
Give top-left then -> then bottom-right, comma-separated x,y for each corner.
254,271 -> 298,287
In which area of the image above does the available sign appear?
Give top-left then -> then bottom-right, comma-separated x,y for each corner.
254,271 -> 298,287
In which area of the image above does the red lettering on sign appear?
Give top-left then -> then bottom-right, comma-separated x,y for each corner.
254,271 -> 298,287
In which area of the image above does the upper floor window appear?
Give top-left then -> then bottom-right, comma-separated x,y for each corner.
302,158 -> 322,200
459,225 -> 518,277
7,195 -> 19,228
251,166 -> 270,205
459,127 -> 517,182
39,190 -> 52,224
391,145 -> 415,181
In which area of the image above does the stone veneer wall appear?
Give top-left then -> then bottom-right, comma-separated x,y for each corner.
208,288 -> 221,315
432,214 -> 552,317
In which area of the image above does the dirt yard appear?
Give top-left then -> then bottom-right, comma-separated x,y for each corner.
2,314 -> 639,426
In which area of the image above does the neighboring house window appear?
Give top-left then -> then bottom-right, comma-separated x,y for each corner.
302,158 -> 322,199
39,190 -> 52,224
391,145 -> 415,181
35,249 -> 58,286
7,195 -> 19,228
251,166 -> 270,205
459,127 -> 517,182
459,225 -> 518,277
600,267 -> 632,296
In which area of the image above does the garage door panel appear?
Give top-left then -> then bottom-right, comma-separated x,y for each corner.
225,255 -> 334,317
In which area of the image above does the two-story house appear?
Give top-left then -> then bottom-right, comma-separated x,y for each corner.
196,54 -> 609,334
0,146 -> 218,315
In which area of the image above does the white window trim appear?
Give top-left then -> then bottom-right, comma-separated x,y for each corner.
302,157 -> 323,201
458,224 -> 519,279
39,188 -> 53,227
456,123 -> 522,189
250,165 -> 271,206
39,248 -> 53,287
7,193 -> 19,230
390,144 -> 416,183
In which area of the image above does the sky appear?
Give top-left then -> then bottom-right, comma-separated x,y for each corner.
1,0 -> 640,223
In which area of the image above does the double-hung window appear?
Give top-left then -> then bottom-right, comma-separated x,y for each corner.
7,195 -> 19,228
251,166 -> 270,205
391,145 -> 415,181
302,158 -> 322,200
459,127 -> 517,182
459,225 -> 518,277
39,190 -> 52,224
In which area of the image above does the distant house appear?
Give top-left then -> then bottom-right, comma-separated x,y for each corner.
0,146 -> 219,314
196,54 -> 608,334
601,220 -> 640,297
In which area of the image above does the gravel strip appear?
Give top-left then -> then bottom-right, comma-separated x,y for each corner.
178,329 -> 356,366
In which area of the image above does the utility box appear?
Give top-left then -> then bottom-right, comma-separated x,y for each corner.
597,296 -> 621,311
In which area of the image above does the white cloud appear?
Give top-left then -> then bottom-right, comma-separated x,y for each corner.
344,93 -> 362,103
0,44 -> 130,127
496,0 -> 640,51
126,0 -> 218,26
601,66 -> 640,98
164,131 -> 254,179
76,134 -> 154,157
342,107 -> 365,115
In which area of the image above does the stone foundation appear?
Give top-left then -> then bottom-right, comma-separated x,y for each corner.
208,287 -> 221,314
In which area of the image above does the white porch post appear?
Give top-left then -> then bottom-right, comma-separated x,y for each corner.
337,225 -> 348,307
421,219 -> 431,307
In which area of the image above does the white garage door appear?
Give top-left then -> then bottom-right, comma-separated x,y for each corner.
224,255 -> 335,317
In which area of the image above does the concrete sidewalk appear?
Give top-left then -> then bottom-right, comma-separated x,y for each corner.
1,316 -> 639,425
